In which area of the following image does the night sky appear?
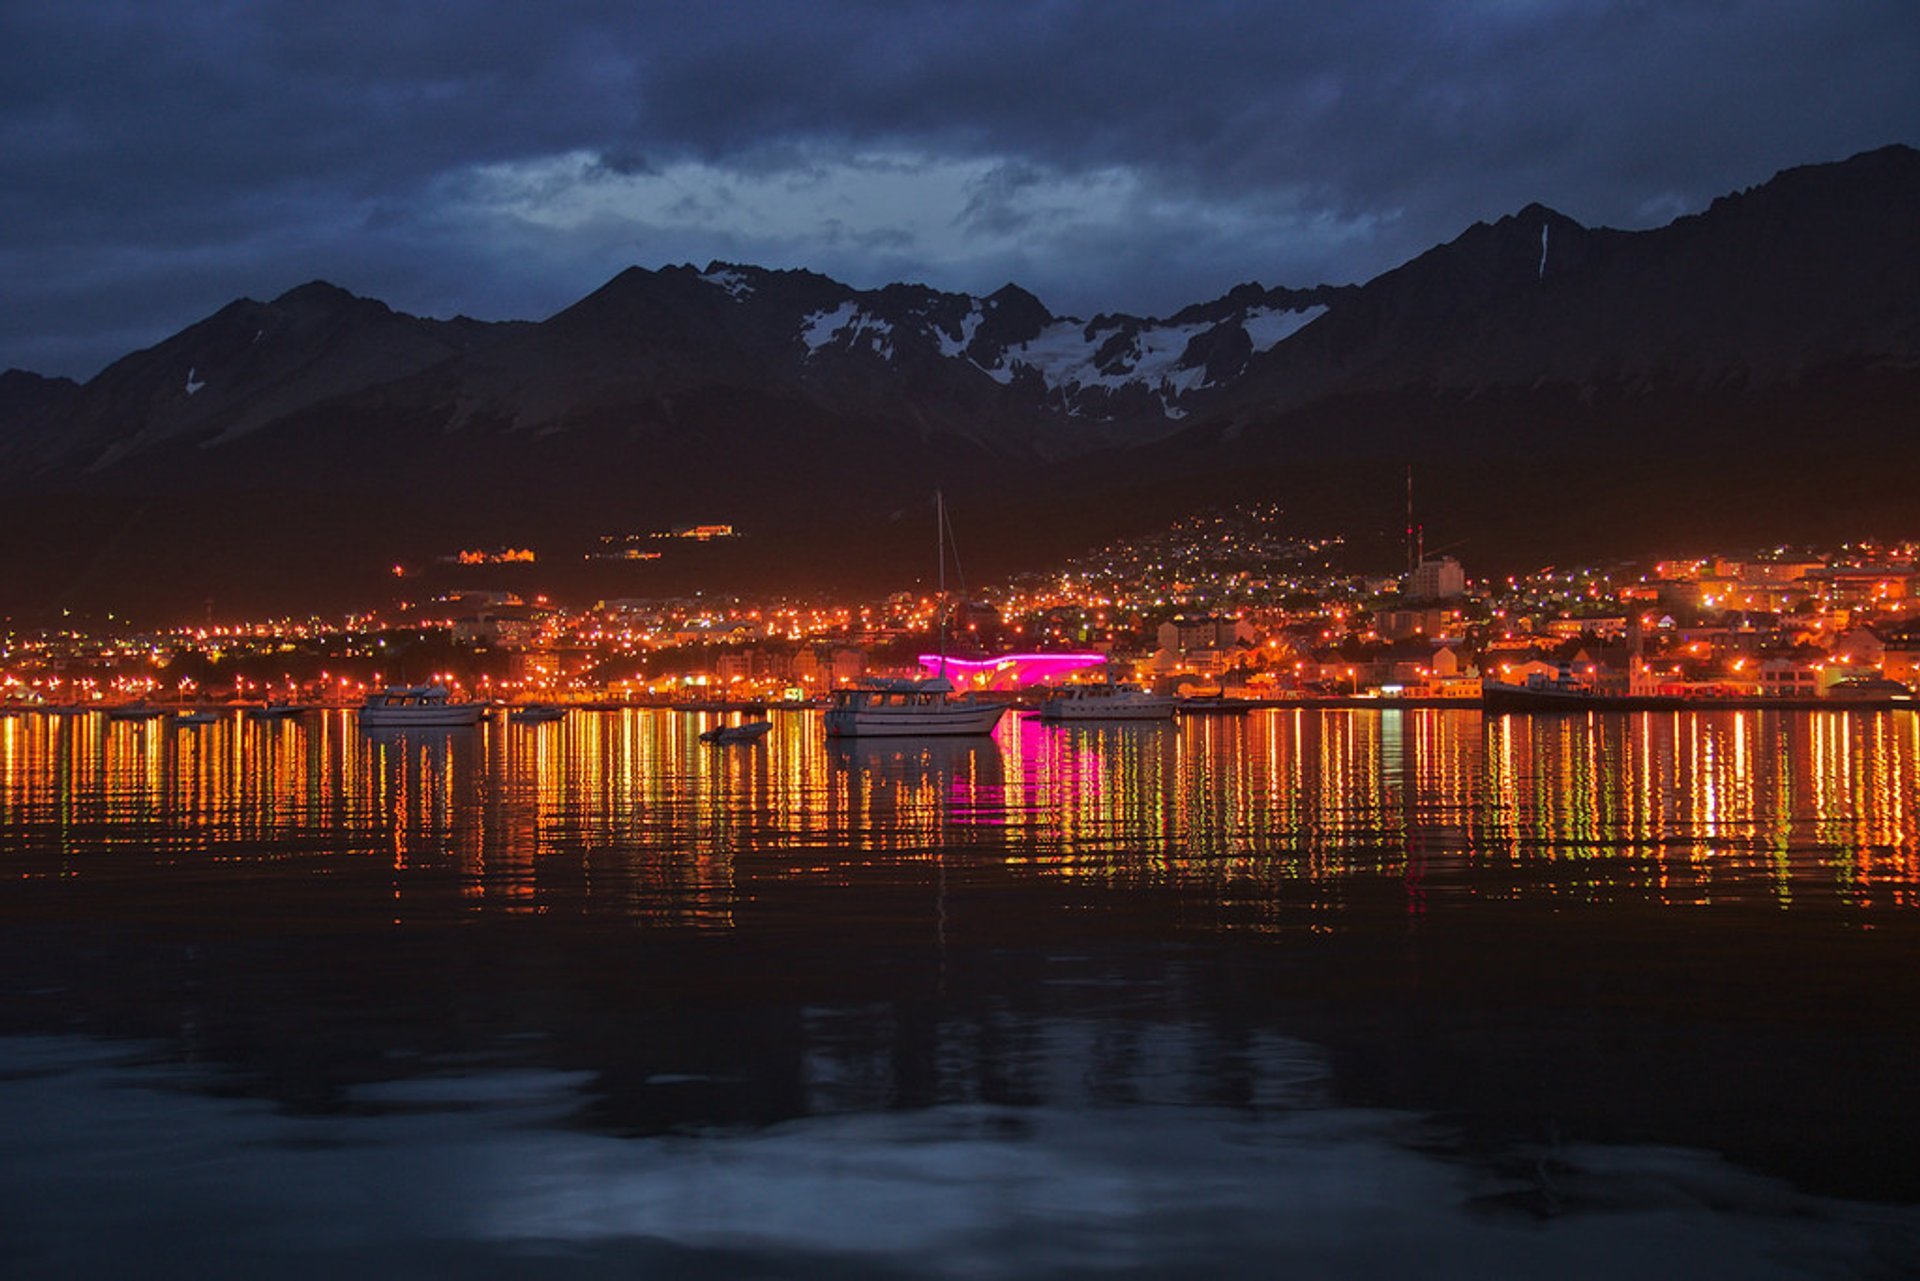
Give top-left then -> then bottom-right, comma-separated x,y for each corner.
5,0 -> 1916,380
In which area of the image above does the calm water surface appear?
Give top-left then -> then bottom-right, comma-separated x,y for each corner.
3,708 -> 1918,1277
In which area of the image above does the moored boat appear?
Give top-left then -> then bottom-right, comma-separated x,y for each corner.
824,491 -> 1005,739
1479,679 -> 1690,712
507,704 -> 568,725
1174,695 -> 1255,715
357,686 -> 489,729
1039,681 -> 1176,722
699,719 -> 774,745
823,678 -> 1005,737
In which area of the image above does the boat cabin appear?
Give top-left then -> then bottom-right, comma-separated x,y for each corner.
830,678 -> 954,710
364,685 -> 456,708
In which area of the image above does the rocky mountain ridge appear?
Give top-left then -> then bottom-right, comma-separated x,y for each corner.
0,144 -> 1915,616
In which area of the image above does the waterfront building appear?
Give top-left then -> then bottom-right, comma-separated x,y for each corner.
1882,633 -> 1920,690
1758,658 -> 1820,698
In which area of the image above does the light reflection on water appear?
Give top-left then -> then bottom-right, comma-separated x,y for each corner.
3,708 -> 1917,922
6,707 -> 1920,1274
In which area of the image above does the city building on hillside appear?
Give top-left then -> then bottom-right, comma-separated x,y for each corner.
1155,615 -> 1253,653
453,603 -> 541,649
1542,616 -> 1627,639
1384,642 -> 1475,691
793,646 -> 866,686
672,619 -> 765,646
1376,605 -> 1463,641
1404,556 -> 1465,601
1803,567 -> 1914,609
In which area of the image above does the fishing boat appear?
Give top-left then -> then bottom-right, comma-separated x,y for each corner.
823,492 -> 1005,739
699,719 -> 774,745
357,685 -> 489,729
1038,680 -> 1176,722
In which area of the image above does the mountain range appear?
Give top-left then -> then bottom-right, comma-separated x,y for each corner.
3,144 -> 1917,618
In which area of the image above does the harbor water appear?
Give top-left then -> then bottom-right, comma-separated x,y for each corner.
3,707 -> 1919,1277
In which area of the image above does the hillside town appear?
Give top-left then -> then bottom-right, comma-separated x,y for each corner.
3,507 -> 1917,709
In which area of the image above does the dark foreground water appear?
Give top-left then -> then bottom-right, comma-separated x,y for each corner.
2,707 -> 1918,1277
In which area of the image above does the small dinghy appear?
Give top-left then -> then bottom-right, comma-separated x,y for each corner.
699,720 -> 773,745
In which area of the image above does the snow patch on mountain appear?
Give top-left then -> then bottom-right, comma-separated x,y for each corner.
699,267 -> 756,299
799,302 -> 856,350
184,368 -> 205,395
795,289 -> 1331,420
937,304 -> 983,358
978,319 -> 1214,416
799,303 -> 894,359
1242,305 -> 1327,351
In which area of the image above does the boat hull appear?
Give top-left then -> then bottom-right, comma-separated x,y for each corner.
1480,681 -> 1686,712
358,706 -> 490,729
1038,699 -> 1176,722
700,720 -> 774,744
823,703 -> 1005,737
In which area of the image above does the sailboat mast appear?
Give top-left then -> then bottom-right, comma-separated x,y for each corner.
935,489 -> 946,677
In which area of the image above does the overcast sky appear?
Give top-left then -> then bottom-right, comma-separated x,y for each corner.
4,0 -> 1916,379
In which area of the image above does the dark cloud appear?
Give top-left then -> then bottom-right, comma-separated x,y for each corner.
3,0 -> 1916,376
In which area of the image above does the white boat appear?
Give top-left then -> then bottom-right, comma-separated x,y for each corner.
822,492 -> 1005,740
699,719 -> 774,745
824,677 -> 1005,738
1038,681 -> 1176,722
357,686 -> 489,729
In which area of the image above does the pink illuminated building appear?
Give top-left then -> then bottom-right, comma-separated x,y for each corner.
917,651 -> 1108,690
